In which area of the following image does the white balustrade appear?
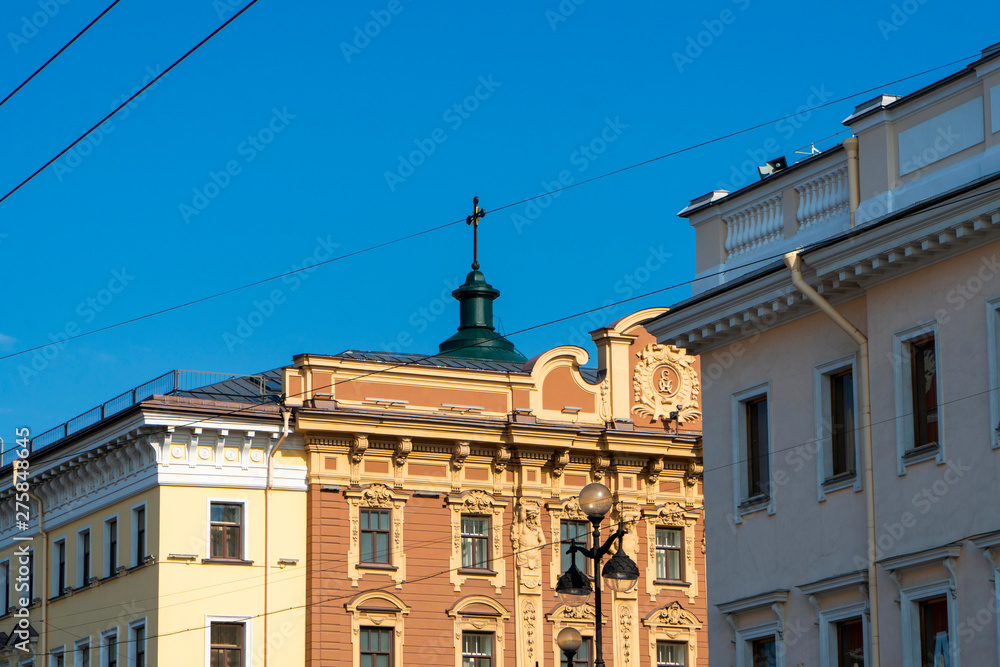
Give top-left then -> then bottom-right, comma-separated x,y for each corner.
794,165 -> 849,229
723,194 -> 784,259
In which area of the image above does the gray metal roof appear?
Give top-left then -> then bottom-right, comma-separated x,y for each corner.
173,368 -> 284,404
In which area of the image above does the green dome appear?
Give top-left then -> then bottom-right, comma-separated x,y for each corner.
438,270 -> 526,363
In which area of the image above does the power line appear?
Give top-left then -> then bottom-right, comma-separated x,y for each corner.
0,0 -> 122,110
0,51 -> 982,363
0,0 -> 261,209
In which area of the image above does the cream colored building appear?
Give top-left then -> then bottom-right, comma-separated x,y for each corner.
0,370 -> 307,666
648,42 -> 1000,667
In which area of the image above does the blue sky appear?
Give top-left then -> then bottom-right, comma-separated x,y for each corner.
1,0 -> 998,446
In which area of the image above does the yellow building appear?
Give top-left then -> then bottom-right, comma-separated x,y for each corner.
0,370 -> 307,666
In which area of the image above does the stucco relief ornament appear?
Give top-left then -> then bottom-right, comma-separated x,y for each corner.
511,501 -> 546,588
632,343 -> 702,423
360,483 -> 394,508
657,601 -> 699,626
462,490 -> 494,514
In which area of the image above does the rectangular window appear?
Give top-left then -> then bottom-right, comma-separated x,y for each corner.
461,515 -> 490,570
919,597 -> 948,667
830,370 -> 856,477
74,639 -> 90,667
51,650 -> 65,667
746,397 -> 770,500
462,632 -> 493,667
133,506 -> 146,567
27,549 -> 34,601
210,503 -> 243,560
561,636 -> 591,667
560,520 -> 590,574
751,637 -> 776,667
909,336 -> 939,451
360,509 -> 391,564
656,641 -> 686,666
836,618 -> 864,667
1,559 -> 9,613
104,518 -> 118,577
77,530 -> 91,587
210,622 -> 244,667
655,527 -> 682,581
360,626 -> 392,667
54,539 -> 66,596
102,631 -> 118,667
130,623 -> 145,667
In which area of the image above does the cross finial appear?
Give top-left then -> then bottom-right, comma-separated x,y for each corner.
466,196 -> 486,271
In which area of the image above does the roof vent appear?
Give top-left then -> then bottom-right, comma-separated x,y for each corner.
757,156 -> 787,180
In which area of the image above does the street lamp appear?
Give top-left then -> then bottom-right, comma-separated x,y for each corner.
554,482 -> 639,667
556,627 -> 583,666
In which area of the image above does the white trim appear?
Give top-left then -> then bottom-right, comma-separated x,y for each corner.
73,636 -> 92,667
49,645 -> 66,667
899,580 -> 960,667
206,498 -> 249,561
986,296 -> 1000,449
734,622 -> 785,667
813,355 -> 862,501
100,627 -> 119,667
76,526 -> 92,588
52,535 -> 67,597
130,503 -> 147,568
892,321 -> 945,474
103,514 -> 120,578
731,382 -> 774,522
204,615 -> 252,667
816,602 -> 868,667
127,618 -> 147,667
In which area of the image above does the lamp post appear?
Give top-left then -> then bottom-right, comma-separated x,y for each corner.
555,482 -> 639,667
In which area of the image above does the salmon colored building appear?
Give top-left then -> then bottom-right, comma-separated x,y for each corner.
285,266 -> 708,666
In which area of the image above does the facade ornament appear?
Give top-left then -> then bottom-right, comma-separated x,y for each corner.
394,437 -> 412,466
551,449 -> 569,477
592,452 -> 610,480
684,460 -> 703,487
619,605 -> 633,667
351,434 -> 369,463
598,376 -> 612,422
511,500 -> 546,589
657,601 -> 700,627
647,457 -> 664,485
523,600 -> 537,663
452,441 -> 470,470
462,490 -> 494,514
658,501 -> 687,525
360,483 -> 395,508
493,445 -> 510,473
561,604 -> 596,620
632,343 -> 702,423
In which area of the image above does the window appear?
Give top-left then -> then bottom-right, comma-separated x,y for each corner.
102,630 -> 118,667
132,506 -> 146,567
909,336 -> 939,451
27,549 -> 34,601
50,649 -> 65,667
561,636 -> 591,667
360,627 -> 392,667
360,509 -> 391,564
54,538 -> 67,596
77,529 -> 91,587
461,516 -> 490,570
836,618 -> 864,667
104,518 -> 118,577
830,370 -> 856,477
129,622 -> 146,667
1,559 -> 9,613
745,397 -> 770,500
655,527 -> 682,581
74,639 -> 90,667
919,597 -> 948,667
560,520 -> 590,574
210,622 -> 244,667
210,503 -> 243,560
462,633 -> 493,667
656,641 -> 686,666
751,637 -> 776,667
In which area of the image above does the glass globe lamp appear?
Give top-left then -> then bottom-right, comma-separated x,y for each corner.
578,482 -> 614,518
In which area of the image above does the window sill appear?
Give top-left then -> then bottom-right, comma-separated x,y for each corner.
201,558 -> 254,565
357,562 -> 398,571
901,443 -> 940,469
458,567 -> 497,576
654,579 -> 691,587
822,472 -> 858,495
739,495 -> 770,510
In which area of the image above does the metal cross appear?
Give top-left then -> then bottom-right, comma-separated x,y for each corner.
466,196 -> 486,270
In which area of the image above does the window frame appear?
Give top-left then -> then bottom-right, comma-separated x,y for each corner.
986,295 -> 1000,450
560,635 -> 592,667
204,616 -> 251,667
655,640 -> 686,666
206,499 -> 249,563
128,619 -> 146,667
560,519 -> 591,575
814,356 -> 863,501
346,592 -> 409,667
26,547 -> 35,602
893,322 -> 945,473
359,508 -> 392,566
101,628 -> 118,667
654,526 -> 683,583
131,503 -> 147,568
359,626 -> 392,667
50,646 -> 66,667
1,558 -> 10,615
898,580 -> 959,667
461,631 -> 494,667
103,515 -> 119,578
77,527 -> 92,588
732,382 -> 774,521
74,637 -> 91,667
53,536 -> 67,598
460,514 -> 491,571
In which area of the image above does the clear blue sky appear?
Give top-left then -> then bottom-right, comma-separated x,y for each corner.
1,0 -> 997,444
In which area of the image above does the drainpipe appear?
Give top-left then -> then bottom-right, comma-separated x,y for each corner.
265,408 -> 292,667
783,251 -> 879,667
24,490 -> 47,662
844,137 -> 861,227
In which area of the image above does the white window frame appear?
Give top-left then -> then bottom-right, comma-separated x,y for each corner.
50,646 -> 66,667
77,527 -> 92,588
52,536 -> 68,598
986,296 -> 1000,449
735,623 -> 784,667
74,637 -> 91,667
130,503 -> 147,568
731,382 -> 774,522
893,322 -> 945,474
814,355 -> 863,501
206,498 -> 249,561
204,615 -> 252,667
1,558 -> 10,614
103,515 -> 120,578
128,618 -> 146,667
899,580 -> 959,667
817,603 -> 868,667
100,628 -> 119,667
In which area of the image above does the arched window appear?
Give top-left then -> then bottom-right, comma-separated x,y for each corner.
345,591 -> 410,667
